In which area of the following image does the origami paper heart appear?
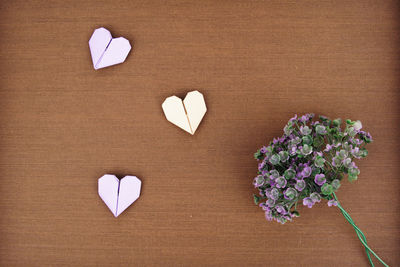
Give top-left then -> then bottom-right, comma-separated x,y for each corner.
89,27 -> 132,70
162,90 -> 207,135
98,174 -> 141,217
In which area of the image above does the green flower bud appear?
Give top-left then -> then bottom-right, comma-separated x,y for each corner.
360,148 -> 368,157
343,158 -> 352,168
284,188 -> 297,200
348,167 -> 360,177
265,146 -> 273,157
321,183 -> 334,195
331,179 -> 341,190
347,126 -> 357,137
332,119 -> 342,127
302,135 -> 313,145
284,169 -> 296,180
301,144 -> 313,156
338,150 -> 348,160
311,167 -> 321,176
319,115 -> 329,122
332,156 -> 341,167
269,154 -> 280,165
313,135 -> 324,148
314,156 -> 325,168
284,125 -> 293,136
254,150 -> 263,160
300,126 -> 312,135
316,125 -> 327,135
291,210 -> 300,217
348,167 -> 360,182
279,151 -> 289,162
348,174 -> 358,182
269,170 -> 280,179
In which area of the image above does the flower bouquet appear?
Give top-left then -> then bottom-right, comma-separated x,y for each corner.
253,114 -> 388,267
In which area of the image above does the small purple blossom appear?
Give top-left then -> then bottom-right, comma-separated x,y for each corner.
299,113 -> 314,123
314,174 -> 326,186
269,154 -> 281,165
351,147 -> 363,159
310,192 -> 321,203
303,197 -> 314,208
259,189 -> 266,197
275,177 -> 287,188
288,114 -> 298,123
275,205 -> 287,215
331,179 -> 341,190
279,151 -> 289,162
315,125 -> 327,135
258,161 -> 266,171
300,125 -> 312,135
365,132 -> 372,142
270,188 -> 279,200
253,175 -> 265,187
288,144 -> 297,156
353,120 -> 362,131
264,189 -> 271,198
337,149 -> 348,160
284,188 -> 298,200
352,138 -> 363,145
324,144 -> 333,152
290,137 -> 302,145
343,158 -> 352,168
265,211 -> 273,221
314,155 -> 325,168
260,203 -> 269,211
300,144 -> 313,155
301,165 -> 312,178
269,170 -> 280,179
332,156 -> 341,167
295,180 -> 306,191
299,115 -> 308,123
328,199 -> 338,207
266,198 -> 275,207
284,125 -> 293,136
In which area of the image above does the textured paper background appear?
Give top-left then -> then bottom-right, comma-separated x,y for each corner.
0,0 -> 399,266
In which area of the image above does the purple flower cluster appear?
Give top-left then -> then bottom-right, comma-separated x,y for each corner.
253,114 -> 372,224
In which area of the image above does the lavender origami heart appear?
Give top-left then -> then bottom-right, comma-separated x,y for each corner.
98,174 -> 141,217
89,27 -> 132,70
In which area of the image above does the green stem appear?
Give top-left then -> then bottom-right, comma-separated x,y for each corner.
325,159 -> 334,170
332,193 -> 389,267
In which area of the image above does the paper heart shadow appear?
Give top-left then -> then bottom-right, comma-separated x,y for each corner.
98,174 -> 142,217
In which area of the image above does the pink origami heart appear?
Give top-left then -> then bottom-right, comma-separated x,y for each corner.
98,174 -> 141,217
89,27 -> 132,70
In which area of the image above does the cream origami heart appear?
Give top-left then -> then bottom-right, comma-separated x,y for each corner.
98,174 -> 141,217
162,90 -> 207,135
89,27 -> 132,70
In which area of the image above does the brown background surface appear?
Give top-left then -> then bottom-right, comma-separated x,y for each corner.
0,0 -> 399,266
